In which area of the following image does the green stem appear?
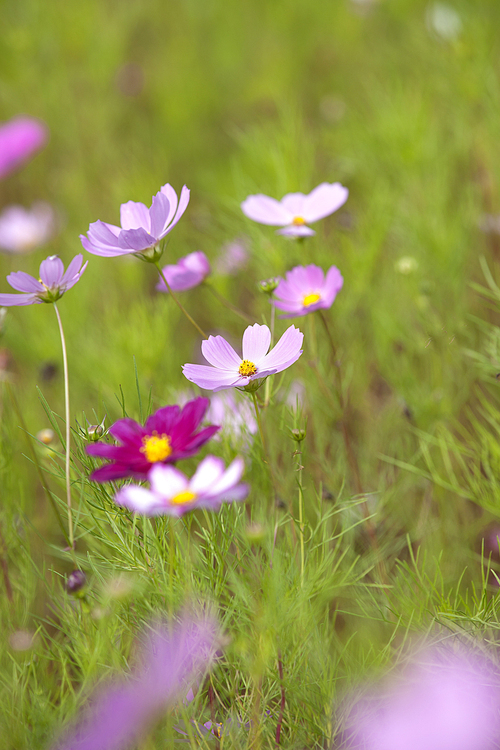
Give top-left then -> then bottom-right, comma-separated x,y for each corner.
297,446 -> 305,584
155,263 -> 208,339
204,282 -> 254,324
54,303 -> 74,550
251,392 -> 267,456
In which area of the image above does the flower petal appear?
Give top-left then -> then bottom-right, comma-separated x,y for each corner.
116,485 -> 163,514
259,325 -> 303,373
162,185 -> 190,237
149,192 -> 171,238
120,200 -> 151,232
201,336 -> 241,370
39,256 -> 64,287
160,184 -> 179,226
182,364 -> 240,391
6,271 -> 44,293
241,195 -> 292,226
301,182 -> 348,223
280,193 -> 307,216
0,292 -> 38,306
206,456 -> 244,497
148,464 -> 188,499
189,456 -> 226,494
242,324 -> 271,364
118,227 -> 156,251
276,225 -> 315,237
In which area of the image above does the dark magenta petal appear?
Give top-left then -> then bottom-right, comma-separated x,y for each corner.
171,398 -> 209,442
90,462 -> 150,483
109,418 -> 145,444
171,425 -> 220,457
145,405 -> 180,435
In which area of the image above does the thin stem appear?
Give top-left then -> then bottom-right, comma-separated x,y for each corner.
53,303 -> 74,550
155,263 -> 208,338
251,392 -> 267,456
275,651 -> 285,747
296,445 -> 305,583
204,282 -> 254,324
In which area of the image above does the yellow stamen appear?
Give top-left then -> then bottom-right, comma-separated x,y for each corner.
140,432 -> 172,462
303,292 -> 321,307
170,490 -> 197,506
292,216 -> 306,225
239,360 -> 257,377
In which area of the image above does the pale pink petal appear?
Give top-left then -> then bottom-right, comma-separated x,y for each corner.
160,184 -> 179,227
241,195 -> 292,226
39,256 -> 64,287
280,193 -> 307,216
182,251 -> 211,276
242,324 -> 271,363
182,364 -> 241,391
115,486 -> 163,514
148,465 -> 188,499
304,264 -> 326,289
205,457 -> 245,497
259,326 -> 303,373
161,186 -> 190,237
0,292 -> 38,306
190,456 -> 225,494
61,254 -> 84,285
6,271 -> 44,293
276,225 -> 315,237
201,336 -> 241,370
301,182 -> 348,223
120,201 -> 151,232
149,192 -> 171,238
322,266 -> 344,305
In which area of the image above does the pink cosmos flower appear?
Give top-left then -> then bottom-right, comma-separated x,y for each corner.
182,323 -> 304,392
86,398 -> 220,482
241,182 -> 348,237
0,202 -> 55,254
115,455 -> 248,516
0,254 -> 87,306
80,183 -> 190,258
52,615 -> 218,750
346,645 -> 500,750
0,116 -> 48,180
214,238 -> 249,275
156,251 -> 210,293
272,264 -> 344,317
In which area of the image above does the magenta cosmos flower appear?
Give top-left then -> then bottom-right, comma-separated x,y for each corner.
0,202 -> 55,254
272,264 -> 343,317
80,183 -> 189,259
241,182 -> 348,237
347,645 -> 500,750
115,455 -> 248,516
0,254 -> 87,306
0,116 -> 48,180
52,615 -> 218,750
182,323 -> 304,392
156,251 -> 210,293
86,398 -> 220,482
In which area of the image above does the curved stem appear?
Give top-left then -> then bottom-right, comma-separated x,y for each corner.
155,263 -> 208,339
53,303 -> 74,550
204,282 -> 254,324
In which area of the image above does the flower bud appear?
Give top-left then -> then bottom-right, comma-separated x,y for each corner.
258,277 -> 280,295
244,522 -> 266,545
290,427 -> 306,442
65,570 -> 87,596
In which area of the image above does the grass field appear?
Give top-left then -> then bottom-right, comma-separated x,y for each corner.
2,0 -> 500,747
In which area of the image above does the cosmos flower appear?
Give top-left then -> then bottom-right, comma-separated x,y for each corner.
214,238 -> 249,275
156,251 -> 210,292
0,254 -> 87,306
86,398 -> 220,482
0,202 -> 55,254
346,644 -> 500,750
52,615 -> 218,750
115,455 -> 248,517
0,116 -> 48,180
182,323 -> 303,392
272,264 -> 343,318
241,182 -> 348,237
80,183 -> 190,259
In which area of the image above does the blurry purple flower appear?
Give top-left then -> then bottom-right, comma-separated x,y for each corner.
0,202 -> 55,254
182,323 -> 303,392
156,251 -> 210,293
0,254 -> 87,306
346,645 -> 500,750
80,183 -> 189,259
0,116 -> 48,180
86,398 -> 219,482
52,615 -> 218,750
241,183 -> 348,237
207,391 -> 258,444
272,264 -> 343,318
214,238 -> 249,275
115,455 -> 248,516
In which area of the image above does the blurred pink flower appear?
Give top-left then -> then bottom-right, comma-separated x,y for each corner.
52,615 -> 218,750
272,264 -> 343,317
0,202 -> 55,254
207,391 -> 257,444
214,238 -> 249,275
0,116 -> 48,179
156,251 -> 210,292
241,183 -> 348,237
346,645 -> 500,750
115,455 -> 248,516
182,323 -> 303,392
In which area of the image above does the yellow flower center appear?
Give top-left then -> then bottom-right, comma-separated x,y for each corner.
170,490 -> 197,506
239,360 -> 257,377
303,292 -> 321,307
292,216 -> 306,225
140,432 -> 172,462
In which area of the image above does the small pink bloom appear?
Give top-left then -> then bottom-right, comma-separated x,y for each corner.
115,455 -> 248,516
272,264 -> 343,318
0,254 -> 87,306
0,116 -> 48,180
214,238 -> 249,275
182,323 -> 303,392
0,202 -> 55,254
156,251 -> 210,292
80,183 -> 189,258
241,182 -> 348,237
